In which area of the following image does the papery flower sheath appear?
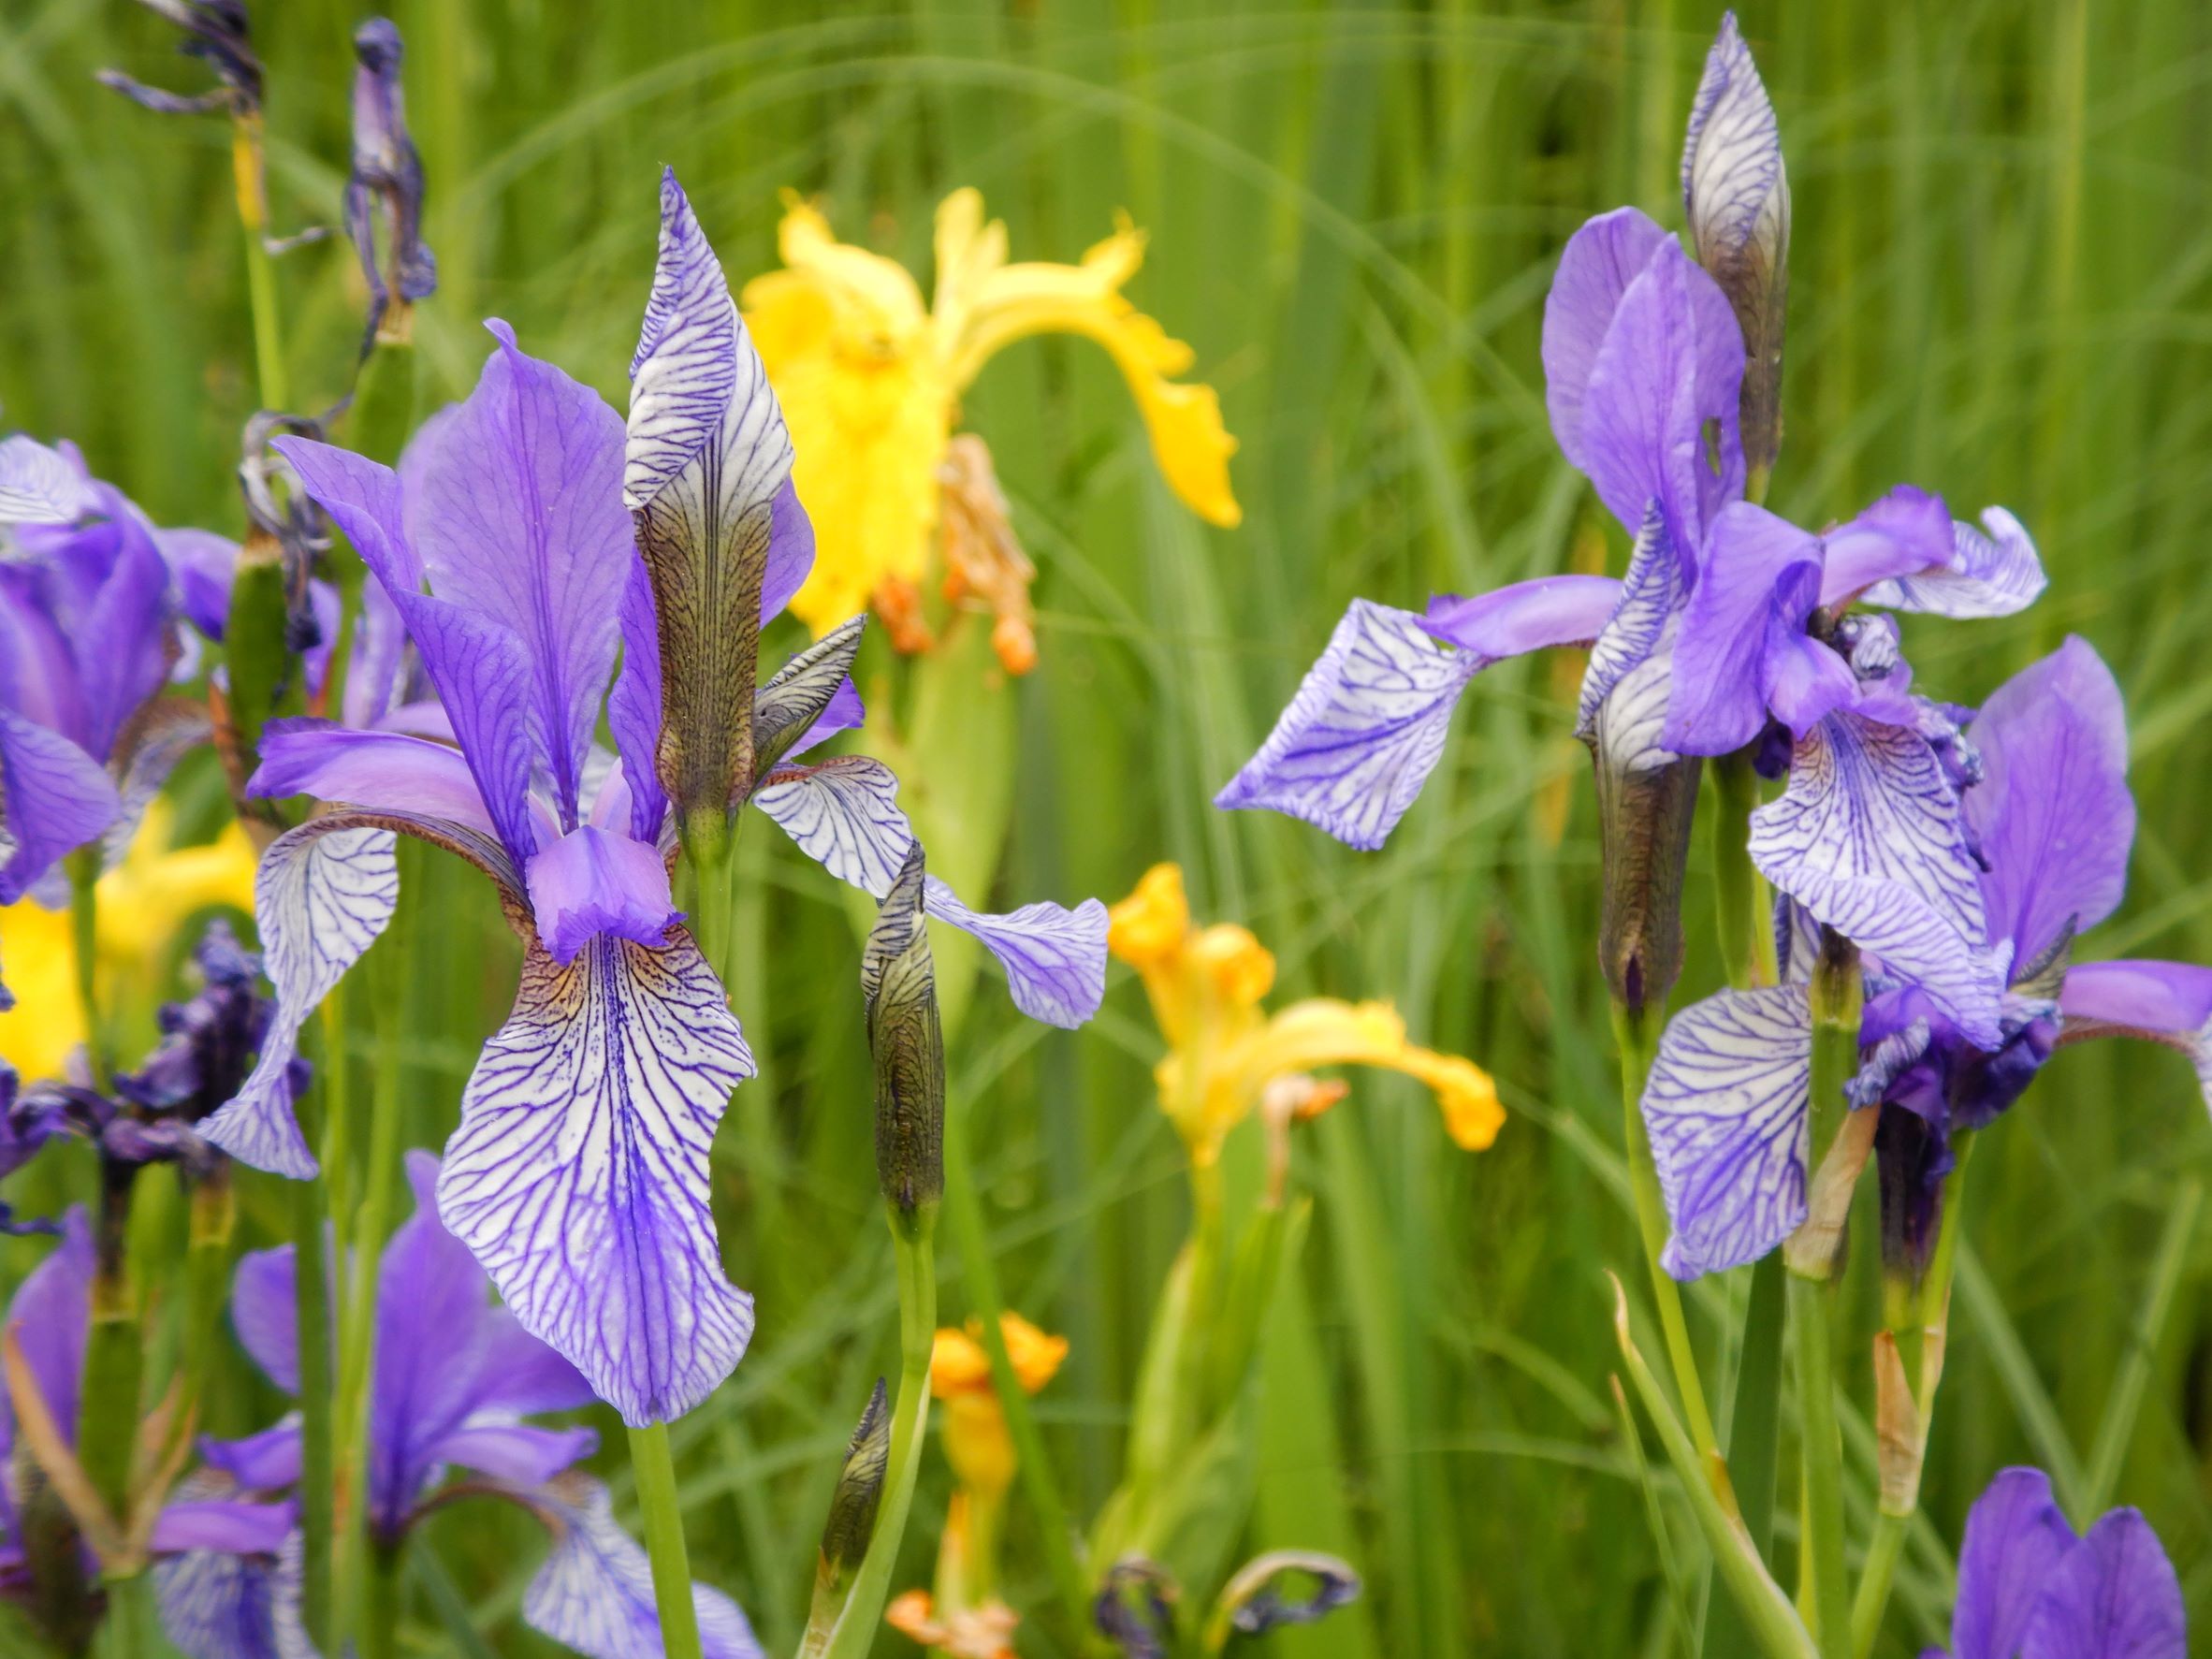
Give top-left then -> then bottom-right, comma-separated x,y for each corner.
344,18 -> 435,353
1107,864 -> 1500,1167
1924,1467 -> 2183,1659
154,1153 -> 763,1659
210,179 -> 1109,1423
1641,638 -> 2212,1279
1216,14 -> 2039,1026
0,1211 -> 294,1640
741,186 -> 1240,657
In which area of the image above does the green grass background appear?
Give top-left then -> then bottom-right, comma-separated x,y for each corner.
4,0 -> 2211,1652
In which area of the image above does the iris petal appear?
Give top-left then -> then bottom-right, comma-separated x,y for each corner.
437,928 -> 755,1425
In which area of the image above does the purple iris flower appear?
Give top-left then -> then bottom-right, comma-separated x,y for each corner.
152,1153 -> 761,1659
0,1212 -> 294,1642
1924,1467 -> 2182,1659
1642,638 -> 2212,1279
198,178 -> 1106,1425
0,436 -> 209,908
1215,15 -> 2040,1034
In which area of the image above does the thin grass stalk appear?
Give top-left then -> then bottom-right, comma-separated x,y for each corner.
940,1094 -> 1098,1649
227,112 -> 286,413
1612,1000 -> 1719,1460
293,1101 -> 335,1653
629,1420 -> 706,1659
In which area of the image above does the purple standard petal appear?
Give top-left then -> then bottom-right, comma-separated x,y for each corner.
0,708 -> 121,903
1423,574 -> 1623,659
149,1498 -> 296,1556
200,1420 -> 304,1492
3,1208 -> 94,1446
922,876 -> 1108,1028
153,1522 -> 307,1659
155,527 -> 242,643
626,169 -> 795,820
229,1248 -> 302,1393
1543,209 -> 1672,474
73,517 -> 173,764
1951,1467 -> 2076,1659
2060,961 -> 2212,1036
378,595 -> 540,864
411,323 -> 632,825
1751,712 -> 2003,1047
523,824 -> 680,965
201,822 -> 401,1178
0,435 -> 100,523
250,720 -> 497,837
1862,507 -> 2046,620
1641,986 -> 1812,1278
608,557 -> 670,844
1577,504 -> 1683,737
0,572 -> 90,743
1215,600 -> 1479,851
424,1423 -> 598,1488
1663,500 -> 1828,754
2019,1509 -> 2186,1659
750,754 -> 916,898
1814,486 -> 1956,607
1554,226 -> 1745,557
1963,637 -> 2134,968
437,929 -> 756,1424
761,478 -> 816,625
526,1477 -> 764,1659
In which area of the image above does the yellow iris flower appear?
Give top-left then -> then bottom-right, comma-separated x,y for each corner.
1107,865 -> 1504,1168
886,1314 -> 1069,1659
0,803 -> 259,1084
741,188 -> 1241,663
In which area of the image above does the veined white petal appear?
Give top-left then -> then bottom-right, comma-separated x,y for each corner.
437,927 -> 755,1425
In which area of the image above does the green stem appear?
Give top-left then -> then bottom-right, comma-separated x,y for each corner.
330,971 -> 406,1653
820,1216 -> 939,1659
359,1536 -> 403,1659
177,1171 -> 237,1446
229,114 -> 287,411
678,811 -> 742,988
941,1096 -> 1097,1647
629,1420 -> 706,1659
80,1163 -> 142,1531
1847,1514 -> 1908,1659
1612,1000 -> 1719,1459
95,1572 -> 157,1659
1788,1272 -> 1849,1659
1704,1252 -> 1788,1658
66,850 -> 107,1087
295,1103 -> 336,1653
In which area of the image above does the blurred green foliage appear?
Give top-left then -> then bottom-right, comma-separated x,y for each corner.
4,0 -> 2211,1652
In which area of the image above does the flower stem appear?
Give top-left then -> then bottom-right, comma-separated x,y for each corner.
80,1159 -> 142,1533
941,1095 -> 1096,1647
1787,1271 -> 1850,1658
1612,999 -> 1719,1460
629,1419 -> 706,1659
228,112 -> 287,412
176,1170 -> 237,1446
819,1213 -> 939,1659
358,1537 -> 403,1659
66,850 -> 108,1087
294,1101 -> 336,1654
330,961 -> 407,1653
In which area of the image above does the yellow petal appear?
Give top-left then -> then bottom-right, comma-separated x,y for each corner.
742,195 -> 953,637
947,210 -> 1242,529
0,901 -> 84,1084
1187,924 -> 1274,1010
1106,864 -> 1191,969
928,1326 -> 994,1399
927,1313 -> 1067,1400
983,1312 -> 1068,1395
1244,999 -> 1502,1151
